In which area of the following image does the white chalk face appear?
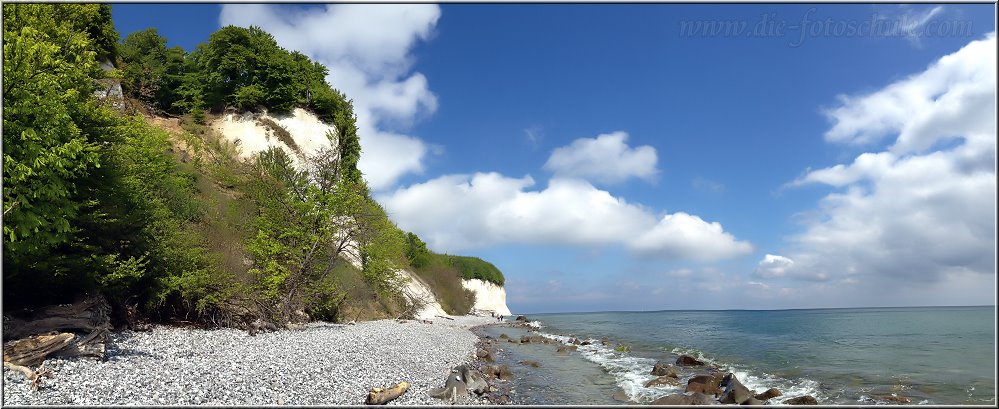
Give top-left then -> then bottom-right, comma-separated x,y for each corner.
212,108 -> 336,168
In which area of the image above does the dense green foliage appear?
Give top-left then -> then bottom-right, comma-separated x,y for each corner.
3,5 -> 500,325
117,28 -> 187,113
116,25 -> 363,186
2,4 -> 223,314
404,234 -> 505,286
404,232 -> 505,315
449,255 -> 505,286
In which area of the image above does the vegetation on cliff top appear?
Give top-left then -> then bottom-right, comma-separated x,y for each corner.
2,4 -> 502,325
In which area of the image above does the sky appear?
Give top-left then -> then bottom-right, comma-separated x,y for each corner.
112,4 -> 997,313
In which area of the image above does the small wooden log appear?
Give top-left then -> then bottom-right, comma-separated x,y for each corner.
365,381 -> 410,405
434,315 -> 454,321
3,332 -> 76,367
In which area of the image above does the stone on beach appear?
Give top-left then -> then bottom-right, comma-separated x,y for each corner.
2,316 -> 496,405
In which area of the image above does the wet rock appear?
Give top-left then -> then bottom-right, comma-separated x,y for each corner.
686,374 -> 723,396
568,338 -> 580,345
651,361 -> 680,377
520,335 -> 531,343
651,392 -> 715,405
520,360 -> 541,368
676,354 -> 705,366
742,397 -> 764,405
782,395 -> 818,405
645,376 -> 681,388
476,349 -> 489,358
580,340 -> 591,346
556,345 -> 577,353
499,333 -> 509,339
515,316 -> 527,321
877,394 -> 912,404
755,388 -> 782,401
497,365 -> 514,381
600,337 -> 610,345
719,373 -> 754,404
611,391 -> 631,402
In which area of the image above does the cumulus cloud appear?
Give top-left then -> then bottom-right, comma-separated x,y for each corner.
754,254 -> 795,278
219,4 -> 440,190
378,171 -> 750,261
630,213 -> 753,261
543,132 -> 659,185
770,33 -> 996,304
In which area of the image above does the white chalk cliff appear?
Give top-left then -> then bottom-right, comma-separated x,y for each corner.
211,111 -> 511,319
462,279 -> 512,316
212,108 -> 336,167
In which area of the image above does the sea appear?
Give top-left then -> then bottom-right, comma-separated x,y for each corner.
475,306 -> 995,405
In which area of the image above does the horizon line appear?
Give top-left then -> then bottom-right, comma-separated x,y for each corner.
514,304 -> 997,316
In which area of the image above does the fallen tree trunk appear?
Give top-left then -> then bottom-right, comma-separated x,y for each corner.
365,381 -> 410,405
3,293 -> 112,384
4,294 -> 111,339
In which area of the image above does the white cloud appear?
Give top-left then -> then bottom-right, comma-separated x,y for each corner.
543,132 -> 659,185
219,4 -> 441,190
630,213 -> 753,261
771,33 -> 996,305
378,172 -> 750,262
754,254 -> 795,278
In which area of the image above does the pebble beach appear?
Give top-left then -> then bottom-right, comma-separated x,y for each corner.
3,316 -> 497,405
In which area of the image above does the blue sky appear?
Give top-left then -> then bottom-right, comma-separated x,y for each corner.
112,4 -> 996,313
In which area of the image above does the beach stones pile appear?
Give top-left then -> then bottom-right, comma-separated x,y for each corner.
3,317 -> 495,405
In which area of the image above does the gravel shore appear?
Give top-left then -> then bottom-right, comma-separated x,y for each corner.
3,316 -> 497,405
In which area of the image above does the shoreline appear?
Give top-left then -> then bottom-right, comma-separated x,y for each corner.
3,316 -> 499,405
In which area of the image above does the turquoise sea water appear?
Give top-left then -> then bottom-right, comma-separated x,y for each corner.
510,306 -> 995,405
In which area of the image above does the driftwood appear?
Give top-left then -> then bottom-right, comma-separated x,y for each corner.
4,361 -> 52,391
434,315 -> 454,321
2,294 -> 112,389
365,381 -> 410,405
3,332 -> 76,366
4,294 -> 110,339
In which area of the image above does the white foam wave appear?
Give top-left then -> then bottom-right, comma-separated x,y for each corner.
529,331 -> 826,405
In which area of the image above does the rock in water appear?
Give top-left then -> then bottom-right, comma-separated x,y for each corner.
782,395 -> 818,405
755,388 -> 782,401
719,373 -> 755,404
877,394 -> 912,404
556,345 -> 577,353
675,354 -> 705,366
651,392 -> 715,405
651,361 -> 680,377
520,360 -> 542,368
644,376 -> 680,388
686,374 -> 723,396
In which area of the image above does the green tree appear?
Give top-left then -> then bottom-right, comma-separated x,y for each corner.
3,3 -> 108,270
245,147 -> 378,322
118,28 -> 187,113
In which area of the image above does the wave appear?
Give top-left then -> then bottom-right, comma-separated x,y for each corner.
528,329 -> 826,405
